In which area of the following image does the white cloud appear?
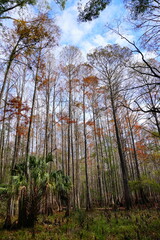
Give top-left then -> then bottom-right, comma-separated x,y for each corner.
93,34 -> 108,47
55,0 -> 139,57
1,0 -> 143,58
1,4 -> 37,30
10,5 -> 36,20
104,30 -> 135,46
56,5 -> 96,45
133,51 -> 158,62
80,41 -> 96,57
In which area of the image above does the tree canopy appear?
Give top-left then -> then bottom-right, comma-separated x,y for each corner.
78,0 -> 156,21
0,0 -> 36,16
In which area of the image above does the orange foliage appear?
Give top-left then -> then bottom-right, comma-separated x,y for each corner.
135,141 -> 148,160
5,97 -> 29,113
66,120 -> 77,124
87,135 -> 93,139
75,102 -> 83,108
95,128 -> 103,136
2,97 -> 29,123
14,15 -> 51,46
58,116 -> 77,124
83,76 -> 99,86
38,78 -> 48,89
86,121 -> 95,126
88,143 -> 94,147
134,124 -> 142,130
59,116 -> 70,121
17,125 -> 28,136
85,92 -> 93,99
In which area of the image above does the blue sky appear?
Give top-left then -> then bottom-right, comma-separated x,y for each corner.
2,0 -> 156,60
3,0 -> 137,50
53,0 -> 136,53
50,0 -> 157,60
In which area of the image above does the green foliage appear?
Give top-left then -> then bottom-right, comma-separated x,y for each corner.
0,0 -> 154,24
0,184 -> 8,195
0,0 -> 66,18
12,156 -> 48,188
130,0 -> 150,18
74,209 -> 87,227
29,156 -> 48,184
0,210 -> 160,239
78,0 -> 111,22
129,179 -> 142,191
141,177 -> 160,192
1,172 -> 26,197
55,0 -> 67,9
1,157 -> 71,223
46,152 -> 53,163
151,131 -> 160,138
0,0 -> 152,21
129,177 -> 160,193
12,162 -> 26,177
77,0 -> 152,22
50,170 -> 71,197
0,0 -> 36,16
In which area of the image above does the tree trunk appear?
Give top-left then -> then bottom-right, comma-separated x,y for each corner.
83,84 -> 91,210
109,86 -> 132,210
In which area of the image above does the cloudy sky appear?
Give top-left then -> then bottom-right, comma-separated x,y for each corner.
3,0 -> 144,56
53,0 -> 138,53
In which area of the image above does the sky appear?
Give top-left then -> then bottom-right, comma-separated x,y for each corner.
54,0 -> 136,54
53,0 -> 158,60
2,0 -> 157,60
5,0 -> 138,50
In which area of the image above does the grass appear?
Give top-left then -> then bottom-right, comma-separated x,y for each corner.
0,209 -> 160,240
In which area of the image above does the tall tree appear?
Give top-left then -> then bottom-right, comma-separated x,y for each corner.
60,45 -> 82,214
88,44 -> 132,209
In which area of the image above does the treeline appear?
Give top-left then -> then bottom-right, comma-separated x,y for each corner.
0,12 -> 160,229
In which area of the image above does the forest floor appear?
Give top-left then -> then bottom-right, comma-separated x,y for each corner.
0,208 -> 160,240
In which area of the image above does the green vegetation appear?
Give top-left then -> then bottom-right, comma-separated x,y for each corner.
0,209 -> 160,240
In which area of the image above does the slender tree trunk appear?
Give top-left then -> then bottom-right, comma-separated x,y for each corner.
26,53 -> 40,178
45,77 -> 50,161
92,107 -> 103,207
83,85 -> 91,210
0,38 -> 21,104
71,121 -> 76,208
12,71 -> 25,172
0,77 -> 11,182
148,88 -> 160,135
126,110 -> 148,204
65,74 -> 72,217
60,93 -> 65,173
109,86 -> 132,210
75,120 -> 80,208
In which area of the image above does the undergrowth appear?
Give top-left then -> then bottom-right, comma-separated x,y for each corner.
0,209 -> 160,240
